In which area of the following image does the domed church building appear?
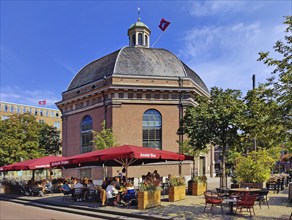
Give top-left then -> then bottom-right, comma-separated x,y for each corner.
56,18 -> 212,181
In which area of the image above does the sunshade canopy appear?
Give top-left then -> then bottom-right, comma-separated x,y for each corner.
51,144 -> 193,168
0,156 -> 66,171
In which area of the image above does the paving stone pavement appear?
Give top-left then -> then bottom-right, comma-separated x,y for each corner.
1,177 -> 291,220
138,177 -> 292,220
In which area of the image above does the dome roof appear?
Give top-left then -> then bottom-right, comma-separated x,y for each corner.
128,18 -> 150,32
67,47 -> 209,93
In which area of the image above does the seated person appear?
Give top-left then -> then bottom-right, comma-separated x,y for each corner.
123,182 -> 136,203
61,180 -> 73,194
106,181 -> 120,206
45,180 -> 53,194
84,179 -> 96,199
73,179 -> 85,201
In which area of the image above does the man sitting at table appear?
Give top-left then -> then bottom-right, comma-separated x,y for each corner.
106,181 -> 121,206
73,179 -> 85,201
61,180 -> 73,194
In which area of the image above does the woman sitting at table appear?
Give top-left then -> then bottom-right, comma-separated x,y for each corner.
106,181 -> 121,206
122,182 -> 136,204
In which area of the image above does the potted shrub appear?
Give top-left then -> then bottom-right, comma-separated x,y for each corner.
137,179 -> 161,210
188,175 -> 207,196
168,176 -> 186,202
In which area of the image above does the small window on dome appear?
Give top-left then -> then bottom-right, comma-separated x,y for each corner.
138,33 -> 143,45
145,35 -> 148,47
132,34 -> 136,46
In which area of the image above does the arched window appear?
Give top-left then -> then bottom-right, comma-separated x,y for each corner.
142,109 -> 162,150
132,34 -> 136,46
81,115 -> 93,153
145,35 -> 148,47
138,33 -> 143,45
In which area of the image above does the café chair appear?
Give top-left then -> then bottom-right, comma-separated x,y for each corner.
204,191 -> 223,214
61,188 -> 72,202
236,194 -> 258,216
257,189 -> 269,209
73,188 -> 83,202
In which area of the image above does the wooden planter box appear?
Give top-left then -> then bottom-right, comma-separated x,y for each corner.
138,190 -> 161,210
168,185 -> 186,202
188,181 -> 207,196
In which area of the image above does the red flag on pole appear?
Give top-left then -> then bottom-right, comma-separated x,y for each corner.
159,18 -> 171,31
38,100 -> 46,105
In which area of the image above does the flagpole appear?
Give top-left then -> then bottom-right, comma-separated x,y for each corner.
152,32 -> 165,47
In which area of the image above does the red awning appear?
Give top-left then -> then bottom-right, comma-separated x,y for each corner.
1,156 -> 66,171
98,144 -> 193,161
52,144 -> 193,168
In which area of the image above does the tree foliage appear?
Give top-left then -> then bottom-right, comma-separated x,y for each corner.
0,113 -> 61,166
39,123 -> 62,155
258,15 -> 292,151
241,87 -> 286,151
92,121 -> 117,150
180,87 -> 245,187
235,149 -> 276,183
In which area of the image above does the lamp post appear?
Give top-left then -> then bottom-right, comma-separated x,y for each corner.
252,74 -> 257,151
178,77 -> 183,176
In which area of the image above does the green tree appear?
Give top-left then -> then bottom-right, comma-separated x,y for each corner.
180,87 -> 245,188
242,87 -> 285,151
39,123 -> 62,155
0,113 -> 43,166
0,113 -> 62,166
258,15 -> 292,151
92,121 -> 117,149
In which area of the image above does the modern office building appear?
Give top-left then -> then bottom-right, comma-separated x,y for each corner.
0,101 -> 62,132
57,18 -> 213,180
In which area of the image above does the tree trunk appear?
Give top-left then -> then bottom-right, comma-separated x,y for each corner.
220,145 -> 227,188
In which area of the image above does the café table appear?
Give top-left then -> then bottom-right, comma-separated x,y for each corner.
229,188 -> 261,195
224,198 -> 237,215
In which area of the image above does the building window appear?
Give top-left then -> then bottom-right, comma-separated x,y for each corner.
40,110 -> 43,116
118,93 -> 124,99
154,94 -> 160,99
39,120 -> 45,123
2,116 -> 9,120
146,94 -> 151,99
81,115 -> 93,153
4,105 -> 8,112
172,94 -> 178,99
10,106 -> 14,113
138,33 -> 143,45
23,108 -> 26,113
137,93 -> 142,99
45,110 -> 48,117
54,121 -> 60,129
35,110 -> 38,116
145,35 -> 148,47
128,93 -> 134,99
80,168 -> 91,179
163,94 -> 168,99
17,107 -> 21,113
142,109 -> 162,150
132,34 -> 136,46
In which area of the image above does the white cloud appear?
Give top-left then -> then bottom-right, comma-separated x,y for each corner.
189,1 -> 247,17
0,86 -> 60,109
178,21 -> 283,95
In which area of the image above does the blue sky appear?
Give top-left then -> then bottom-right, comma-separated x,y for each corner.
1,0 -> 291,109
